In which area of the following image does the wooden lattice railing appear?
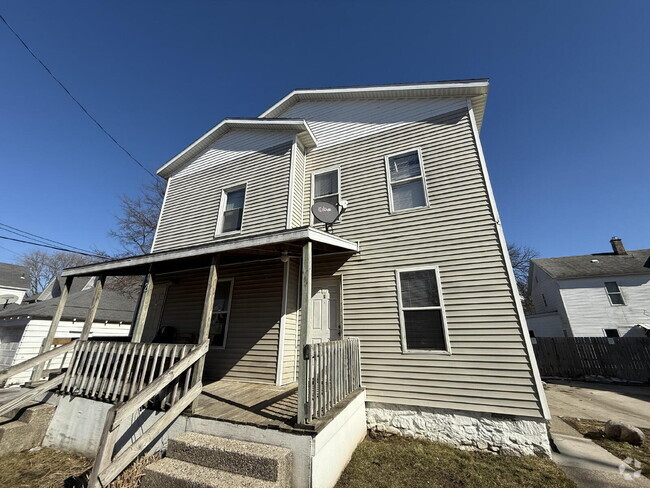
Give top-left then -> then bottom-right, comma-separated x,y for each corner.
61,341 -> 194,408
301,337 -> 362,424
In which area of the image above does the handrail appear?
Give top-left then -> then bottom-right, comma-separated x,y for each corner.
88,341 -> 209,488
0,340 -> 76,384
0,375 -> 65,418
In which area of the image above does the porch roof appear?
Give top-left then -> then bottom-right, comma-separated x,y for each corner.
61,227 -> 358,277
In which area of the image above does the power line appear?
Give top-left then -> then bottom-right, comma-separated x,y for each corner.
0,13 -> 158,180
0,222 -> 96,255
0,235 -> 107,259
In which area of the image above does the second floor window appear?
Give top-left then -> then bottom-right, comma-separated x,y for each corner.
604,281 -> 625,305
218,186 -> 246,234
313,169 -> 340,207
385,149 -> 429,212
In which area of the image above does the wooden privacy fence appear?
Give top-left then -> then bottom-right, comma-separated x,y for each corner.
302,337 -> 362,424
532,337 -> 650,382
61,340 -> 195,409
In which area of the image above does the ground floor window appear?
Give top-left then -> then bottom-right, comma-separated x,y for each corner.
603,328 -> 620,338
210,279 -> 233,347
396,267 -> 450,353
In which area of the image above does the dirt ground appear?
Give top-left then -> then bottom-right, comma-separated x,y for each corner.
545,380 -> 650,428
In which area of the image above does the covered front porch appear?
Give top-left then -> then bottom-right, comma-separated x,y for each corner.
0,226 -> 363,487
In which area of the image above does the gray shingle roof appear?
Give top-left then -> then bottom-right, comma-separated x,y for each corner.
0,263 -> 30,290
0,288 -> 136,324
532,249 -> 650,280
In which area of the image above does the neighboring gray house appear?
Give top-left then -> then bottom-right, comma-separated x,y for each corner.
527,237 -> 650,338
0,263 -> 30,307
0,279 -> 134,384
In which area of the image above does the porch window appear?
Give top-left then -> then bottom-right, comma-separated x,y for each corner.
604,281 -> 625,305
396,267 -> 450,352
313,168 -> 340,207
385,149 -> 428,212
217,186 -> 246,234
210,279 -> 233,348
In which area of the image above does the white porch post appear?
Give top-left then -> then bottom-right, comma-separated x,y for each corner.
298,241 -> 312,424
31,276 -> 73,381
80,275 -> 105,340
130,272 -> 154,343
190,254 -> 219,412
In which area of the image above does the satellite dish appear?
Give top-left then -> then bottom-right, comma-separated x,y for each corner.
311,201 -> 340,224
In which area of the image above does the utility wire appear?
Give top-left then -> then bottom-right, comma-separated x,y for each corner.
0,222 -> 96,255
0,235 -> 106,259
0,13 -> 158,179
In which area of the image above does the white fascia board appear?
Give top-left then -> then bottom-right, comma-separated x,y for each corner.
62,227 -> 358,277
157,119 -> 317,178
259,81 -> 490,118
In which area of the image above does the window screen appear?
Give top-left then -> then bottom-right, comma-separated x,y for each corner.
220,187 -> 245,233
210,280 -> 232,347
313,169 -> 340,207
398,269 -> 448,351
604,281 -> 625,305
387,151 -> 427,211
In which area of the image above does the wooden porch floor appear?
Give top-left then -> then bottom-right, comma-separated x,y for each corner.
191,380 -> 299,431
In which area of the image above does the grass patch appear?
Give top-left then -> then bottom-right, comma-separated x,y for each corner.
336,437 -> 575,488
0,448 -> 90,488
0,448 -> 159,488
562,417 -> 650,477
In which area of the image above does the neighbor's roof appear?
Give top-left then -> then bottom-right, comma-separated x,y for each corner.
24,276 -> 96,303
0,288 -> 136,324
532,249 -> 650,280
157,79 -> 489,178
0,263 -> 30,290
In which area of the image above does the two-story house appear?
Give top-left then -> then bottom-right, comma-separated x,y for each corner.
527,237 -> 650,338
1,80 -> 550,488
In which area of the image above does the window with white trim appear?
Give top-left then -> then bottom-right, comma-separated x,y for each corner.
217,186 -> 246,234
386,149 -> 428,212
313,169 -> 340,207
396,268 -> 449,352
210,279 -> 233,347
604,281 -> 625,305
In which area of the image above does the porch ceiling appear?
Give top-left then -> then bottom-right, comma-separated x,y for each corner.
61,227 -> 358,277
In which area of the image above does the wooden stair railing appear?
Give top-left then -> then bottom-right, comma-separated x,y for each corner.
88,341 -> 209,488
0,340 -> 77,418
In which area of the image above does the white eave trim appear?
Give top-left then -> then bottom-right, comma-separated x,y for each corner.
61,227 -> 358,277
259,80 -> 490,118
157,118 -> 318,179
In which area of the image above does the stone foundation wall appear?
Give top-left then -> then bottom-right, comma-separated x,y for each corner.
366,402 -> 551,457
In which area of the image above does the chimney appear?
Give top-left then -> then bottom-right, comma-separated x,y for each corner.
610,236 -> 627,255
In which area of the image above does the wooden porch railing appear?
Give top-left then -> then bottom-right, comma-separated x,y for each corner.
61,341 -> 194,407
88,341 -> 209,488
301,337 -> 361,424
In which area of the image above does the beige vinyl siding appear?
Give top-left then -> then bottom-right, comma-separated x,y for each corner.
154,141 -> 293,252
281,258 -> 300,384
151,261 -> 283,384
289,141 -> 306,228
305,108 -> 544,419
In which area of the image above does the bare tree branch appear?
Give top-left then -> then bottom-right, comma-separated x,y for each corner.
507,242 -> 539,315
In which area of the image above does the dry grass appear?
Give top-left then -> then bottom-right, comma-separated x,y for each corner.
0,448 -> 91,488
0,448 -> 160,488
562,417 -> 650,477
336,437 -> 576,488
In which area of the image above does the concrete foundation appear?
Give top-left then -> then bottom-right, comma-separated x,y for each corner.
366,402 -> 551,457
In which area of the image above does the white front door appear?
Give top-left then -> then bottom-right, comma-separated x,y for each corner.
311,278 -> 341,343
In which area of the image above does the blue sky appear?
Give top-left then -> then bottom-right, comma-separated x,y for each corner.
1,0 -> 649,264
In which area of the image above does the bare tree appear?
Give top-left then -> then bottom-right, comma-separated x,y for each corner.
20,250 -> 96,294
109,179 -> 165,256
507,243 -> 539,315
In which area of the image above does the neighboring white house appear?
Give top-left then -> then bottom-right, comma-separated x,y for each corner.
0,278 -> 135,385
527,237 -> 650,338
0,262 -> 30,307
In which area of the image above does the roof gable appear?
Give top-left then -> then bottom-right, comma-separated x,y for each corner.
0,263 -> 30,290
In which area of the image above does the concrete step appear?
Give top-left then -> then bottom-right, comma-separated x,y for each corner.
142,457 -> 281,488
168,432 -> 292,485
0,403 -> 55,453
